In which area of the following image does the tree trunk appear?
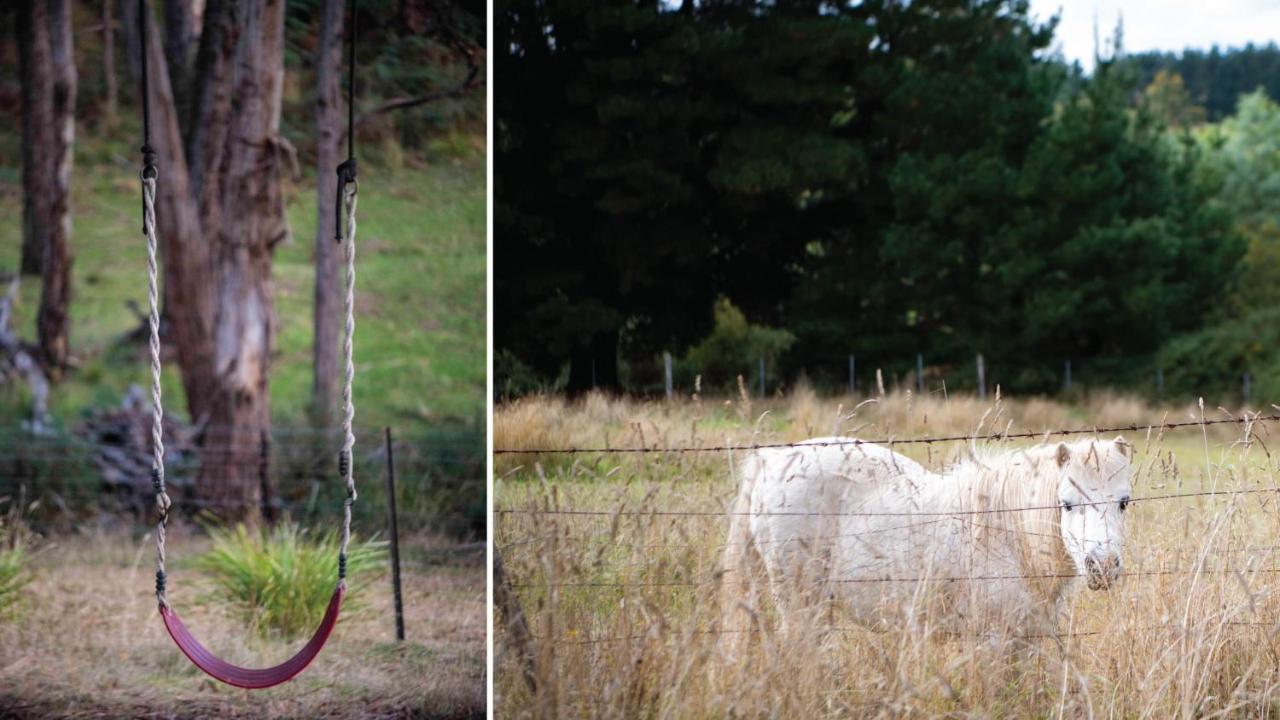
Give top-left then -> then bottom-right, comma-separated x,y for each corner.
16,0 -> 54,278
185,0 -> 237,231
119,0 -> 141,82
163,0 -> 194,115
197,0 -> 288,524
103,0 -> 117,123
141,2 -> 216,420
37,0 -> 77,374
311,0 -> 345,427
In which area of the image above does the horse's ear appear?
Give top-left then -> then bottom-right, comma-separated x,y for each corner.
1056,443 -> 1070,467
1114,435 -> 1133,459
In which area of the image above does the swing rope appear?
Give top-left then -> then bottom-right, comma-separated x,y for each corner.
141,0 -> 360,689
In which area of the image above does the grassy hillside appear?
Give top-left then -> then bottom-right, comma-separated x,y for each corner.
0,138 -> 485,431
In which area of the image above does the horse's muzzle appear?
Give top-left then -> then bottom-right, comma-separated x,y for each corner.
1085,554 -> 1121,590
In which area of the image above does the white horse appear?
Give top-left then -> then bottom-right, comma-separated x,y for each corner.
720,436 -> 1133,640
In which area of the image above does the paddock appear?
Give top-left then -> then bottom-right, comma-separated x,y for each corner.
494,390 -> 1280,717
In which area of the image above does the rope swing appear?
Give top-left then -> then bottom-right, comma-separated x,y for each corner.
140,0 -> 360,689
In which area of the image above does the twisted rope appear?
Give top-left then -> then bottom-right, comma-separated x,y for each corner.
143,175 -> 171,608
338,180 -> 359,581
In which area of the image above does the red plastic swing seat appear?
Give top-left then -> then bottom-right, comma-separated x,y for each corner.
160,583 -> 345,689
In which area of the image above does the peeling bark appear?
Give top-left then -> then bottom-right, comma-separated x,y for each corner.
141,4 -> 216,422
198,0 -> 287,523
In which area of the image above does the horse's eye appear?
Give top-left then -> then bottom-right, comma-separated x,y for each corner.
1119,497 -> 1130,512
1061,501 -> 1073,512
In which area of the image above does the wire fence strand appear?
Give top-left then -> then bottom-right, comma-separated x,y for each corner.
493,412 -> 1279,455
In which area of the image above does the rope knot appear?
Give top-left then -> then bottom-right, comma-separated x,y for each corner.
155,491 -> 172,516
140,144 -> 158,180
334,159 -> 358,241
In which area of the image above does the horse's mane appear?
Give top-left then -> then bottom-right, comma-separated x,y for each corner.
947,443 -> 1074,601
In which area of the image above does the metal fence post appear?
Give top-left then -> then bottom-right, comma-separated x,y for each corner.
384,427 -> 405,642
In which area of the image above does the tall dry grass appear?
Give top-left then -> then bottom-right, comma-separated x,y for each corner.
494,388 -> 1280,717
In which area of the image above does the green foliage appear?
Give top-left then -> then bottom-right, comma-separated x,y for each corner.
1122,43 -> 1280,121
1208,90 -> 1280,315
0,545 -> 27,619
496,1 -> 1249,397
1157,307 -> 1280,404
0,510 -> 31,619
683,299 -> 795,390
1141,71 -> 1207,128
191,523 -> 385,639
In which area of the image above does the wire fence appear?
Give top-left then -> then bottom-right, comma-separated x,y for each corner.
496,408 -> 1280,658
493,411 -> 1278,455
530,620 -> 1280,647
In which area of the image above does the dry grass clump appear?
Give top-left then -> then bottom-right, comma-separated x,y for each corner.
494,388 -> 1280,717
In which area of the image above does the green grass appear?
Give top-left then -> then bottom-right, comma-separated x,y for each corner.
0,142 -> 485,430
190,522 -> 386,639
0,540 -> 29,619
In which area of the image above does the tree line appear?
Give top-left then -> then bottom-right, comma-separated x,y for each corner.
3,0 -> 483,521
496,0 -> 1267,400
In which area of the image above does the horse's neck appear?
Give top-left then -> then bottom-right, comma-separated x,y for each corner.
944,452 -> 1076,600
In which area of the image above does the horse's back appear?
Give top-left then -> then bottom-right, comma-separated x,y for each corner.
739,438 -> 926,499
736,438 -> 928,555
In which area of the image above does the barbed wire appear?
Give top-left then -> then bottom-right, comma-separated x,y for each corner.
493,412 -> 1278,455
496,485 -> 1280,520
520,621 -> 1280,647
508,565 -> 1280,590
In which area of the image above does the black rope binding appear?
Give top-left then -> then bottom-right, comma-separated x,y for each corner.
338,553 -> 348,580
335,0 -> 358,240
138,0 -> 157,230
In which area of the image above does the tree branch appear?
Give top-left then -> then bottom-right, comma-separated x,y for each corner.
355,61 -> 482,126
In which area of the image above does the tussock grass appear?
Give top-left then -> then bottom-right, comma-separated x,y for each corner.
495,389 -> 1280,717
192,523 -> 386,639
0,541 -> 28,619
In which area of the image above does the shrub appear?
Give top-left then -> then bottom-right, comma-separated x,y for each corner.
192,523 -> 385,639
683,298 -> 795,392
1157,306 -> 1280,405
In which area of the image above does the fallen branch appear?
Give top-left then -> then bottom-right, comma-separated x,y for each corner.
356,65 -> 482,126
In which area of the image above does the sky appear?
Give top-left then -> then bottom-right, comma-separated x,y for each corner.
1027,0 -> 1280,70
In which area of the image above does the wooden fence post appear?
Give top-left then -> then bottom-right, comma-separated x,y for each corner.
977,354 -> 986,400
664,352 -> 673,401
494,550 -> 538,693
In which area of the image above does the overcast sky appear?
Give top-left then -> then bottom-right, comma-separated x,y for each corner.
1027,0 -> 1280,70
